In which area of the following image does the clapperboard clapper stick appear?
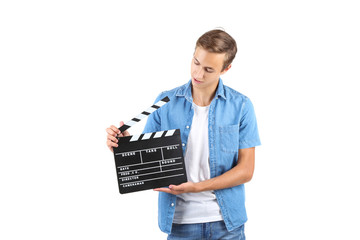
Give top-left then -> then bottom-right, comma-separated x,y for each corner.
113,96 -> 188,194
117,96 -> 170,136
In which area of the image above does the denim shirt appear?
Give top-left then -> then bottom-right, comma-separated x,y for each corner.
143,79 -> 261,233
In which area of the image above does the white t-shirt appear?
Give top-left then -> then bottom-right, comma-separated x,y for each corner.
173,103 -> 223,224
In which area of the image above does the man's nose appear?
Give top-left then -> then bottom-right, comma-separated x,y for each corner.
194,67 -> 204,79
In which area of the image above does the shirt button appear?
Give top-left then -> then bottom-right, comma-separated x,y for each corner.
171,203 -> 174,207
182,143 -> 185,147
186,125 -> 189,129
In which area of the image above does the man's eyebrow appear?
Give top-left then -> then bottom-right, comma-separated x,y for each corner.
193,57 -> 215,71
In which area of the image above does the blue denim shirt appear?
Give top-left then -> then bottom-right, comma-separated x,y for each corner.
143,79 -> 261,233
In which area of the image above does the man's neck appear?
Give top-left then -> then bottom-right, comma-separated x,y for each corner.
191,83 -> 218,107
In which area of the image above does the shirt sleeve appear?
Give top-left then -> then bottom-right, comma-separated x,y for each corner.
239,97 -> 261,149
142,92 -> 164,133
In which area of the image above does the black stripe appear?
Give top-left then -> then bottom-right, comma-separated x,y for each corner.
151,105 -> 160,109
132,118 -> 141,122
118,124 -> 130,133
141,111 -> 150,116
161,96 -> 170,102
147,132 -> 155,139
140,134 -> 145,141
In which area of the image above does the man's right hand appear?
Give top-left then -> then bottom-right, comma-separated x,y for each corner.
106,121 -> 130,152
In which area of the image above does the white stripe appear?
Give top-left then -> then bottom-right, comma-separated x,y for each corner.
154,131 -> 164,138
142,133 -> 152,140
155,100 -> 167,107
165,129 -> 176,137
130,135 -> 140,142
125,120 -> 137,127
135,113 -> 147,120
145,107 -> 157,114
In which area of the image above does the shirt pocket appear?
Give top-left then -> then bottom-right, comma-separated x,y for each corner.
219,124 -> 239,153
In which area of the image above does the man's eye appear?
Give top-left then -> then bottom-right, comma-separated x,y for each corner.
194,60 -> 200,65
205,68 -> 213,73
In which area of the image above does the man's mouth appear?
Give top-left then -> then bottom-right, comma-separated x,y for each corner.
193,78 -> 203,84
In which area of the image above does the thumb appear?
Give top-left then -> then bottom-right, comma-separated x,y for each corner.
169,184 -> 182,191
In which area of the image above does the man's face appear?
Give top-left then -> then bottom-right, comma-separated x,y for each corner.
191,47 -> 230,91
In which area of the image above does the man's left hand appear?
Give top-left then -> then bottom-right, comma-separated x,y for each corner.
153,182 -> 197,195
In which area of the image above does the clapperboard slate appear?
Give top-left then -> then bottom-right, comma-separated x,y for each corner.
113,96 -> 187,194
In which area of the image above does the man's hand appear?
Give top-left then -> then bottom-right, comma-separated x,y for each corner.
153,182 -> 197,195
106,121 -> 130,152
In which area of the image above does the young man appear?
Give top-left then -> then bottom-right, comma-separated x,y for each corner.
106,29 -> 261,240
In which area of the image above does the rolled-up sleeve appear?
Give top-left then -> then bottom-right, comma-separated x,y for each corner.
238,97 -> 261,149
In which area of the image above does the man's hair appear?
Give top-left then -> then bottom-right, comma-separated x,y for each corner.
196,29 -> 237,72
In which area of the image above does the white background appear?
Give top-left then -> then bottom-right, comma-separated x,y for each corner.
1,0 -> 359,239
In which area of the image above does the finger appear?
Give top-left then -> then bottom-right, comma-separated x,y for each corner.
107,139 -> 118,148
107,134 -> 118,143
110,125 -> 121,136
153,188 -> 172,193
106,127 -> 118,137
169,185 -> 183,191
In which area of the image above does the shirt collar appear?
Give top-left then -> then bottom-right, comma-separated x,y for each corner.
176,78 -> 227,101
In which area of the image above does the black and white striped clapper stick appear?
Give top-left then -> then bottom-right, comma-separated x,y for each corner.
118,96 -> 170,135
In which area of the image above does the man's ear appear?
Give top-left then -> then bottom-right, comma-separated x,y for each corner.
221,64 -> 232,75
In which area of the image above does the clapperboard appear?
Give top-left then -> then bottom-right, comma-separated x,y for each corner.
113,97 -> 187,194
